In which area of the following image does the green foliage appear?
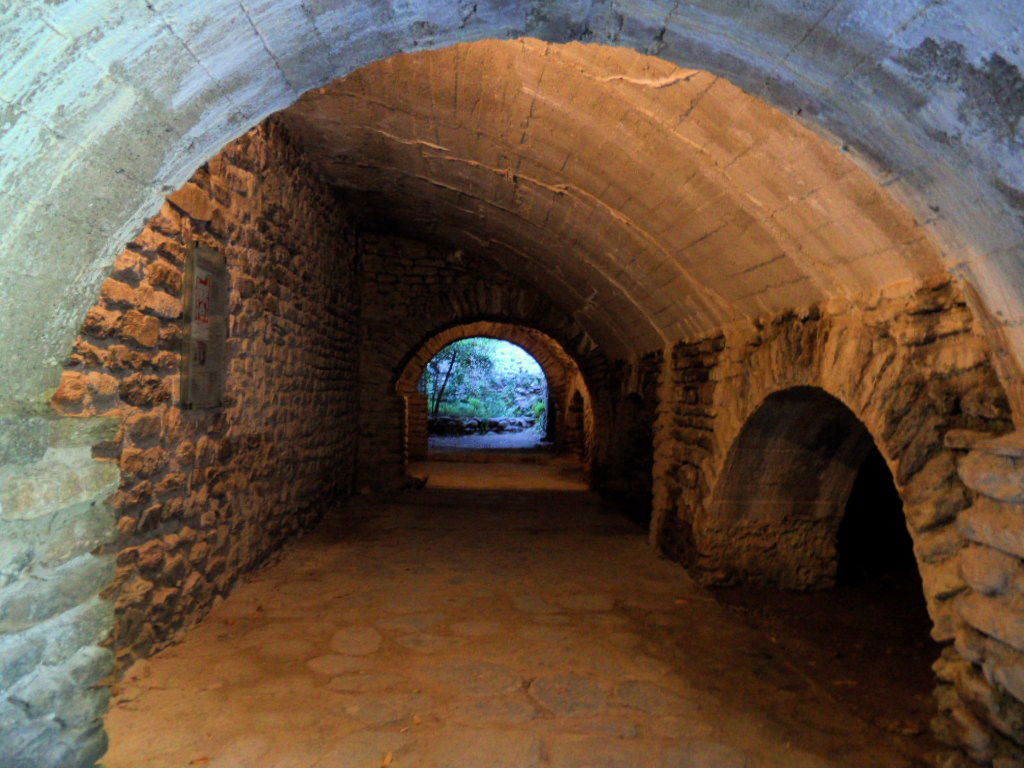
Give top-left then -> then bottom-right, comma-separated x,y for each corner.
420,337 -> 546,421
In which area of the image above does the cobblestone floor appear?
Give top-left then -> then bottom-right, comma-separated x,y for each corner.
104,462 -> 933,768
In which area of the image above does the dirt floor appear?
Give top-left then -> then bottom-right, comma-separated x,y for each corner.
104,461 -> 939,768
713,575 -> 940,745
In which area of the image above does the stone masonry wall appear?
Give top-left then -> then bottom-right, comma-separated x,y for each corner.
946,433 -> 1024,766
48,123 -> 361,676
652,276 -> 1018,765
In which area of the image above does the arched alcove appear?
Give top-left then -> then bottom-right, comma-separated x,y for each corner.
706,387 -> 880,590
705,385 -> 941,749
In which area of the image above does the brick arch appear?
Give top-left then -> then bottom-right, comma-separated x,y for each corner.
396,321 -> 582,397
394,321 -> 594,462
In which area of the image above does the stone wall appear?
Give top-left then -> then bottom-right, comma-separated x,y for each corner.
45,122 -> 361,685
946,433 -> 1024,766
355,235 -> 616,491
651,276 -> 1018,765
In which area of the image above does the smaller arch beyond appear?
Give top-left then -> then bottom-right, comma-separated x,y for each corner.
702,386 -> 880,590
394,321 -> 595,465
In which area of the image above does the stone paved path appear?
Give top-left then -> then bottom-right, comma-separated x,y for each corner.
105,462 -> 932,768
428,430 -> 547,453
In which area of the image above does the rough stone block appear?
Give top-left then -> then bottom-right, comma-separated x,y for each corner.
921,557 -> 969,601
959,498 -> 1024,561
100,278 -> 135,307
958,592 -> 1024,654
51,372 -> 89,415
0,554 -> 114,633
960,544 -> 1021,596
959,449 -> 1024,503
119,310 -> 160,348
166,181 -> 214,221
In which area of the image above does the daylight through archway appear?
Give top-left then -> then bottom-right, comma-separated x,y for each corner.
421,338 -> 550,453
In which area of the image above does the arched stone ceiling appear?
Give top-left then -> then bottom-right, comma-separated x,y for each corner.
1,1 -> 1022,409
279,40 -> 945,359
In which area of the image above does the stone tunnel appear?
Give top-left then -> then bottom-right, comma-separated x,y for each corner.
2,4 -> 1024,767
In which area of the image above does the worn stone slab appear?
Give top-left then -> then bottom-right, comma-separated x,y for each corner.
329,626 -> 383,656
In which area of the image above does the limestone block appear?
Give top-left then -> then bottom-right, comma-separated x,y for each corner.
0,499 -> 115,584
955,624 -> 990,665
978,433 -> 1024,459
111,249 -> 147,285
950,702 -> 996,764
945,429 -> 997,452
101,278 -> 135,307
135,284 -> 181,320
51,372 -> 90,415
124,411 -> 163,445
119,310 -> 160,348
959,498 -> 1024,560
0,447 -> 119,522
117,373 -> 167,407
0,631 -> 44,690
81,306 -> 121,338
916,523 -> 965,565
960,544 -> 1021,596
989,653 -> 1024,709
921,557 -> 969,601
7,644 -> 112,726
145,259 -> 184,295
959,446 -> 1024,503
958,592 -> 1024,654
0,554 -> 114,633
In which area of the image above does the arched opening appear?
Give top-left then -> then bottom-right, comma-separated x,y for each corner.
605,392 -> 654,525
837,447 -> 919,588
419,337 -> 550,454
394,320 -> 596,473
707,387 -> 939,746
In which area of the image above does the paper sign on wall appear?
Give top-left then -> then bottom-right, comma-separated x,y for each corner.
180,244 -> 228,409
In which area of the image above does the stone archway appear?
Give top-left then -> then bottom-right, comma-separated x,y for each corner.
4,8 -> 1024,765
649,279 -> 1020,763
393,321 -> 595,463
703,386 -> 909,590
